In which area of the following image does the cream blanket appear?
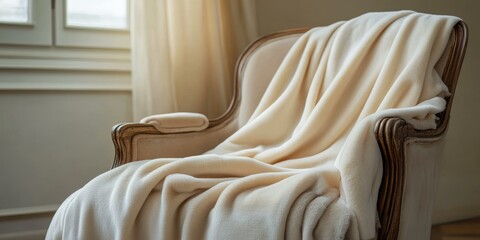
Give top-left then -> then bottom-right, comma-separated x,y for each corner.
47,11 -> 459,239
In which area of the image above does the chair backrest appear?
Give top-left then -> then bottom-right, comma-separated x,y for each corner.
236,31 -> 305,126
225,22 -> 467,129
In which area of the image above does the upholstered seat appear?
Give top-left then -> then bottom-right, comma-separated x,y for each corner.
111,21 -> 468,239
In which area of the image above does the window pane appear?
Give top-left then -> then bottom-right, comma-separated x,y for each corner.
0,0 -> 29,23
66,0 -> 128,30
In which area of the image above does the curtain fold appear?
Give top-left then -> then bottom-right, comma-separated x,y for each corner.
131,0 -> 258,121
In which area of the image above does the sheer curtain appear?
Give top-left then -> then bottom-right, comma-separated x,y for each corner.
131,0 -> 258,121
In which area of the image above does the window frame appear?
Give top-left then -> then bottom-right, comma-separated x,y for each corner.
0,0 -> 33,25
0,0 -> 132,91
54,0 -> 130,49
0,0 -> 52,46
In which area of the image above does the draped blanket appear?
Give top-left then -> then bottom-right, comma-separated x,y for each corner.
47,11 -> 459,239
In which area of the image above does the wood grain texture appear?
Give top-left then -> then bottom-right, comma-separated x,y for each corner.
375,117 -> 409,239
111,123 -> 159,168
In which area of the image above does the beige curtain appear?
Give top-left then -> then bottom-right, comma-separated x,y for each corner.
131,0 -> 258,121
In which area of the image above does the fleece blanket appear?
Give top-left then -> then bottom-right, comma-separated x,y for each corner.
47,11 -> 459,239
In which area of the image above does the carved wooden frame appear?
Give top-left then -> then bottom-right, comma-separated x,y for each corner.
111,22 -> 468,239
374,22 -> 468,239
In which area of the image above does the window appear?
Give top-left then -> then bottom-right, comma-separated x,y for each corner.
0,0 -> 131,91
0,0 -> 130,48
56,0 -> 130,48
0,0 -> 30,24
66,0 -> 128,30
0,0 -> 52,46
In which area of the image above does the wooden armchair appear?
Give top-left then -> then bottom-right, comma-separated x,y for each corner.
112,22 -> 468,239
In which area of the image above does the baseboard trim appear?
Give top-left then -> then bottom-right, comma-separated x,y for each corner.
0,205 -> 56,240
0,230 -> 47,240
0,205 -> 58,218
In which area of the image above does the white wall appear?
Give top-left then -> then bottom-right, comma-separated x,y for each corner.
0,84 -> 132,238
0,91 -> 132,209
255,0 -> 480,223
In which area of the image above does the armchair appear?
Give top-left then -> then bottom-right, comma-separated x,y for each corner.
112,22 -> 467,240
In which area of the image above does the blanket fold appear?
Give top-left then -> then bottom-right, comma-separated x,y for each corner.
47,11 -> 459,240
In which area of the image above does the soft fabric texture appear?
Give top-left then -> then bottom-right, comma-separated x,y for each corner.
47,11 -> 459,239
131,0 -> 258,121
140,112 -> 209,133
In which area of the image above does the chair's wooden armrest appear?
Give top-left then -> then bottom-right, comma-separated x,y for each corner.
112,123 -> 159,168
111,118 -> 238,168
375,117 -> 409,240
375,22 -> 467,239
374,116 -> 450,240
